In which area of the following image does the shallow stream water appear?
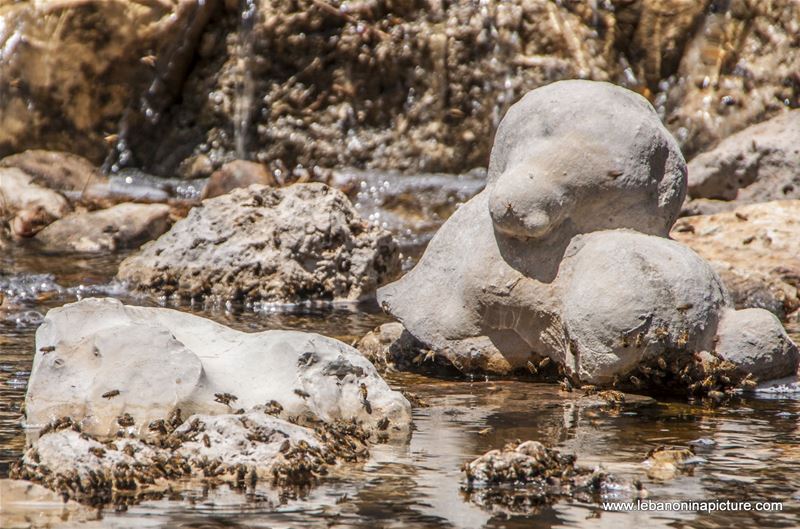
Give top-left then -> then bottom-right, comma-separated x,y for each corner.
2,174 -> 800,528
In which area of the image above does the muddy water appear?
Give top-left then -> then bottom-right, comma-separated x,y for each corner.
2,178 -> 800,528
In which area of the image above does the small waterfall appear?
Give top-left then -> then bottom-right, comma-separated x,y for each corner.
233,0 -> 259,160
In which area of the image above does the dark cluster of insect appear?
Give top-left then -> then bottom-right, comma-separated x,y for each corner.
10,398 -> 378,508
461,439 -> 632,513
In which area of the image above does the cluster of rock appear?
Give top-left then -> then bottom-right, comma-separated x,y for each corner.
0,150 -> 172,251
15,298 -> 411,504
374,80 -> 799,390
1,1 -> 797,176
117,183 -> 401,305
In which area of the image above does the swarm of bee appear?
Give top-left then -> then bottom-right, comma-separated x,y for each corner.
10,408 -> 373,507
462,439 -> 631,512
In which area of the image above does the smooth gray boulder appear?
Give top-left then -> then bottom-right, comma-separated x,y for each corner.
378,80 -> 798,387
117,183 -> 401,304
25,298 -> 411,437
687,110 -> 800,203
34,203 -> 171,252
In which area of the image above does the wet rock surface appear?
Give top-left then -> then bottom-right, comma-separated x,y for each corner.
672,201 -> 800,320
0,0 -> 217,165
34,203 -> 172,253
201,159 -> 277,199
686,110 -> 800,204
463,440 -> 637,514
118,183 -> 401,305
25,298 -> 411,437
379,80 -> 798,388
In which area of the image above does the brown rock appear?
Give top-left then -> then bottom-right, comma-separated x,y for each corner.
672,201 -> 800,319
201,160 -> 276,199
34,203 -> 171,252
0,167 -> 71,237
0,149 -> 107,191
0,0 -> 217,164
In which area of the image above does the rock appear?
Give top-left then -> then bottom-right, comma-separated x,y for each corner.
686,110 -> 800,203
34,203 -> 171,252
662,1 -> 799,160
671,201 -> 800,319
117,183 -> 401,304
0,0 -> 216,164
0,167 -> 71,237
462,440 -> 633,512
11,411 -> 370,505
25,297 -> 411,437
378,80 -> 798,388
201,160 -> 276,199
0,149 -> 107,192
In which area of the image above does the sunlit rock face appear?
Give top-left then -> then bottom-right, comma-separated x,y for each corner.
378,80 -> 798,386
0,0 -> 216,164
117,183 -> 401,305
25,297 -> 411,437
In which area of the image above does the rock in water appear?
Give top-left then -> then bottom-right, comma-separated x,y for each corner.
0,167 -> 71,238
0,150 -> 107,192
686,110 -> 800,203
117,183 -> 401,304
378,80 -> 798,388
25,298 -> 411,437
35,203 -> 171,252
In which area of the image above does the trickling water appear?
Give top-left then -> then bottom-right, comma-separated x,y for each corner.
234,0 -> 259,160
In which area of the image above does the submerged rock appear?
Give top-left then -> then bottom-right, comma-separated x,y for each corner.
34,203 -> 171,252
0,167 -> 71,238
463,440 -> 635,514
378,80 -> 798,389
643,446 -> 700,481
117,183 -> 401,304
686,110 -> 800,204
0,479 -> 91,526
25,298 -> 411,437
672,201 -> 800,320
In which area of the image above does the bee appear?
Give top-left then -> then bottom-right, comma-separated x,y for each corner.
629,375 -> 642,388
202,434 -> 211,448
526,360 -> 538,375
140,54 -> 157,67
582,385 -> 598,395
538,357 -> 551,370
559,377 -> 573,392
102,390 -> 120,399
214,393 -> 238,406
39,345 -> 55,353
294,389 -> 310,399
359,383 -> 368,402
735,212 -> 748,221
377,417 -> 390,430
676,302 -> 694,311
148,419 -> 167,435
117,413 -> 135,427
657,357 -> 667,370
634,333 -> 644,347
478,427 -> 493,435
88,447 -> 106,458
676,330 -> 689,348
708,390 -> 725,402
264,400 -> 284,415
122,444 -> 135,457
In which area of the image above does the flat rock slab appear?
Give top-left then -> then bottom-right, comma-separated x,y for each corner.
34,202 -> 171,252
672,200 -> 800,319
117,183 -> 401,304
25,298 -> 411,438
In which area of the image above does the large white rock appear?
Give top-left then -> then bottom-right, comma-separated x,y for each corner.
25,298 -> 411,437
378,80 -> 798,386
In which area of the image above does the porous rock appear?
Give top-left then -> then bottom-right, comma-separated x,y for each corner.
34,203 -> 171,252
25,298 -> 411,437
117,183 -> 401,304
378,80 -> 798,387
